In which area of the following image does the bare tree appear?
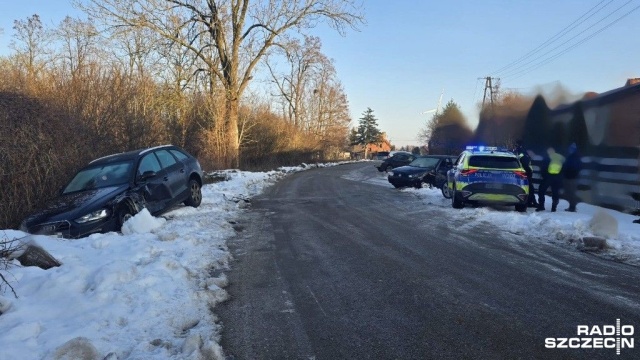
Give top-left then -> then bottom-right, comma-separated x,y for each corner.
267,35 -> 350,155
267,35 -> 322,127
77,0 -> 364,167
309,57 -> 350,153
418,100 -> 472,155
53,17 -> 101,79
10,14 -> 51,83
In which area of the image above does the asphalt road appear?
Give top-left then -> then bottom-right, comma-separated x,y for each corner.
217,162 -> 640,360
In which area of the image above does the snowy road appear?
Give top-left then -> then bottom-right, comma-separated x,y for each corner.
218,162 -> 640,359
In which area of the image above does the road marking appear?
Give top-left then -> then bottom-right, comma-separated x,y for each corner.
307,285 -> 328,316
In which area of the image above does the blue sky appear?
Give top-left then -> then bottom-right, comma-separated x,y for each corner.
1,0 -> 638,147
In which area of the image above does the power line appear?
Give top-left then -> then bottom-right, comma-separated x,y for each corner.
501,80 -> 561,92
501,0 -> 632,78
491,0 -> 614,75
503,2 -> 640,81
472,78 -> 481,105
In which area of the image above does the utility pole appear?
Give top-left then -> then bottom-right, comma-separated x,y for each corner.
479,76 -> 500,146
480,76 -> 500,110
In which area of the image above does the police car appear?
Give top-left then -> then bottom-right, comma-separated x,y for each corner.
445,146 -> 529,212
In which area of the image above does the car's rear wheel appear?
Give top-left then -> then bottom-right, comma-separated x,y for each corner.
184,179 -> 202,207
441,182 -> 452,199
451,185 -> 464,209
515,203 -> 527,212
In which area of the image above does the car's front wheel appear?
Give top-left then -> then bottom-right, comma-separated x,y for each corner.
515,203 -> 527,212
184,179 -> 202,207
117,202 -> 136,230
441,182 -> 452,199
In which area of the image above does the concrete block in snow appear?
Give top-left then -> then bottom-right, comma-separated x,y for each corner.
582,236 -> 608,250
588,209 -> 618,239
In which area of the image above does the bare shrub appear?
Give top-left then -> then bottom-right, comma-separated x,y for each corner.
0,232 -> 19,298
241,107 -> 322,170
0,90 -> 91,230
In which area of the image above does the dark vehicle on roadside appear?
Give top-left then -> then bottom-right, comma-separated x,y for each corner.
387,155 -> 456,189
445,146 -> 529,212
376,151 -> 416,172
20,145 -> 204,238
374,151 -> 390,160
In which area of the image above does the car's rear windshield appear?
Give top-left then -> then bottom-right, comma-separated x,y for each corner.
63,161 -> 134,194
468,155 -> 520,169
409,157 -> 440,168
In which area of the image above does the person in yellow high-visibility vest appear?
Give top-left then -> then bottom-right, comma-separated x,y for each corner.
536,147 -> 565,212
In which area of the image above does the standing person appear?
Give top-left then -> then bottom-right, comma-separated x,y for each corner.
514,140 -> 537,207
536,147 -> 565,212
563,143 -> 582,212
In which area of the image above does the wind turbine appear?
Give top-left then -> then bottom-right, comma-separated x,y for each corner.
421,89 -> 444,117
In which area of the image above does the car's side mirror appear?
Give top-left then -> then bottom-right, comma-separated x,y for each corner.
139,170 -> 157,181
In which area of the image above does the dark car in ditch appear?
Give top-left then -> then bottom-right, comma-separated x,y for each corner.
20,145 -> 204,238
387,155 -> 456,190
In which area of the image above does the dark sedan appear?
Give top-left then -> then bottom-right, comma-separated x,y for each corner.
388,155 -> 456,189
20,145 -> 204,238
376,151 -> 416,172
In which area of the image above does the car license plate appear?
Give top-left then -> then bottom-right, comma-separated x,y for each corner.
486,183 -> 503,189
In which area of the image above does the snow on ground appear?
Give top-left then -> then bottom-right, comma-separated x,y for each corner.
0,162 -> 347,360
0,161 -> 638,360
359,169 -> 640,265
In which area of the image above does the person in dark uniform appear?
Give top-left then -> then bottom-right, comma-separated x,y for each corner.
537,147 -> 565,212
514,140 -> 537,207
633,193 -> 640,224
562,143 -> 582,212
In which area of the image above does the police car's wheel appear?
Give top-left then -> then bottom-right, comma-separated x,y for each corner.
441,182 -> 452,199
451,185 -> 464,209
515,203 -> 527,213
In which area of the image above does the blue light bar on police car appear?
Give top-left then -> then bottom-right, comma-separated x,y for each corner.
465,145 -> 513,153
466,145 -> 498,151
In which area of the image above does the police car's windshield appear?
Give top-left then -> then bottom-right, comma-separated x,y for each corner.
468,155 -> 520,169
409,157 -> 440,168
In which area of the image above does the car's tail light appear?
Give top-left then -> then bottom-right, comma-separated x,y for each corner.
460,169 -> 478,176
514,170 -> 527,179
